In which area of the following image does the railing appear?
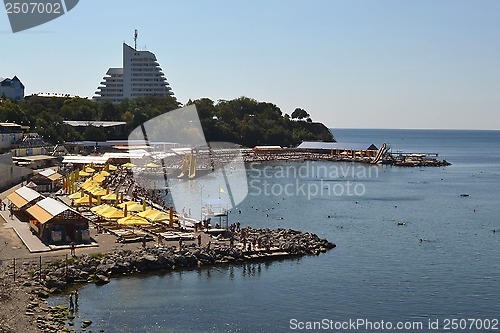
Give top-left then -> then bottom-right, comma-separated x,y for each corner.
0,253 -> 72,283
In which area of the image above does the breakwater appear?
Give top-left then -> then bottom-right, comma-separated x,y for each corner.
44,228 -> 335,288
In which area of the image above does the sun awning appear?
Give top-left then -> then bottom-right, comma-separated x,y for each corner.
7,192 -> 29,208
7,186 -> 44,209
26,197 -> 77,224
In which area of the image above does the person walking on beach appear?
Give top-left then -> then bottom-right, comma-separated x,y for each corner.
142,237 -> 147,249
70,242 -> 76,257
69,292 -> 74,312
197,234 -> 202,247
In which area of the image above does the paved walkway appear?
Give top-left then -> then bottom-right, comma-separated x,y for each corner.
0,209 -> 51,253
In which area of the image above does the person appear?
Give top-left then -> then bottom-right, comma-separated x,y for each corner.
74,290 -> 79,310
142,237 -> 147,249
178,238 -> 183,249
197,234 -> 202,247
69,292 -> 74,312
70,242 -> 76,257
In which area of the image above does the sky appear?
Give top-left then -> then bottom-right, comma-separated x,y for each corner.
1,0 -> 499,130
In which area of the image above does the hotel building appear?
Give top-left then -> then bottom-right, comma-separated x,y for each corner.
94,43 -> 174,103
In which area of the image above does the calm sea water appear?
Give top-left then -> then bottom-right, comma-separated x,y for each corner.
51,129 -> 500,332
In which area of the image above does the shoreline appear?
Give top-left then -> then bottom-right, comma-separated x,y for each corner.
1,225 -> 335,333
0,172 -> 336,332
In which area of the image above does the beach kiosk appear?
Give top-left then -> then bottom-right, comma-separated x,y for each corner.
6,186 -> 44,214
26,198 -> 90,244
202,199 -> 229,229
29,169 -> 63,192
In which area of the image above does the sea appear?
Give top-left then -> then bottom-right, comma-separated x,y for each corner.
50,129 -> 500,332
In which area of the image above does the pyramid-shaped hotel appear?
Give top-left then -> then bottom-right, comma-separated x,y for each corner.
94,42 -> 174,104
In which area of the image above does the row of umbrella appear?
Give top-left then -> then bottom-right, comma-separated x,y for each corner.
88,203 -> 176,226
68,163 -> 174,226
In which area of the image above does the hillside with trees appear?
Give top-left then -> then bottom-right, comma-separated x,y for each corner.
0,95 -> 334,147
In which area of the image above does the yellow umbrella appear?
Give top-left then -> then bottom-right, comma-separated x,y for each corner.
78,171 -> 90,177
68,192 -> 83,200
108,164 -> 118,171
100,208 -> 125,219
117,201 -> 144,212
92,174 -> 106,183
82,184 -> 99,193
80,179 -> 99,188
122,162 -> 135,168
138,208 -> 173,222
125,203 -> 144,212
117,215 -> 150,226
145,163 -> 159,168
91,204 -> 109,213
74,196 -> 98,205
90,187 -> 108,196
118,200 -> 140,209
94,205 -> 116,216
85,167 -> 96,173
99,170 -> 111,177
101,192 -> 119,201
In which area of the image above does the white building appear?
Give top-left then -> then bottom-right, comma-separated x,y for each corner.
0,76 -> 25,101
94,43 -> 174,103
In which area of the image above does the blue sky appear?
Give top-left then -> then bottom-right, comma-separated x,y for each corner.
1,0 -> 499,129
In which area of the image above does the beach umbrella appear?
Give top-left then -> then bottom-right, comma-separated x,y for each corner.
108,164 -> 118,171
91,204 -> 109,213
100,208 -> 125,220
74,195 -> 98,205
145,163 -> 159,168
99,170 -> 111,177
117,215 -> 150,226
118,201 -> 144,212
139,208 -> 168,222
122,162 -> 135,168
117,200 -> 139,209
94,204 -> 115,215
78,171 -> 90,177
68,192 -> 82,200
126,203 -> 145,212
101,192 -> 119,201
90,187 -> 107,196
92,174 -> 106,183
85,167 -> 96,173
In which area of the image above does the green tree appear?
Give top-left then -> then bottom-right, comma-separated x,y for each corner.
291,108 -> 310,120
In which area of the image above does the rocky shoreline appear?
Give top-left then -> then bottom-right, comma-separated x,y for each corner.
2,228 -> 335,333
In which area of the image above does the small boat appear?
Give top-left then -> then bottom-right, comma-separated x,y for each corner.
460,193 -> 470,197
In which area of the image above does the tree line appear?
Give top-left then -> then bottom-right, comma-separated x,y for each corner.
0,95 -> 334,147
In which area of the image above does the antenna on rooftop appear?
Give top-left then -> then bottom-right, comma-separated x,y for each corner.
134,29 -> 138,51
